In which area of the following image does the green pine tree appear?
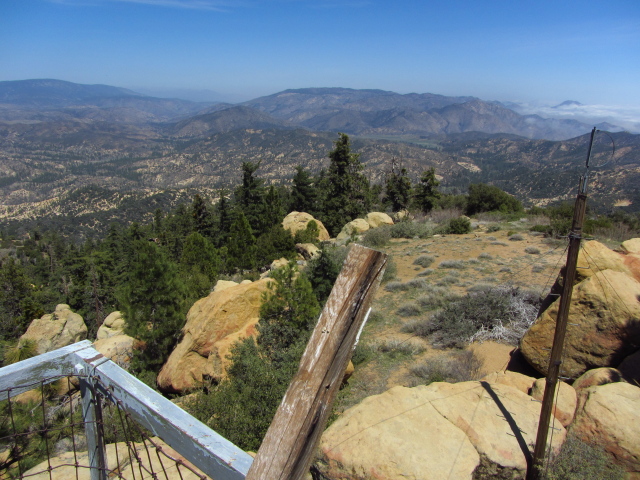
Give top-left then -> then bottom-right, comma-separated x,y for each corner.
121,240 -> 188,376
383,167 -> 412,212
321,133 -> 371,236
413,167 -> 441,213
226,212 -> 257,272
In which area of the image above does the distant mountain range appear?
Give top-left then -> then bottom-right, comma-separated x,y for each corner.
0,80 -> 624,141
0,79 -> 638,235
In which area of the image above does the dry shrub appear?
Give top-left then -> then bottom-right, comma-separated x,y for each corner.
372,338 -> 424,357
413,255 -> 435,268
430,208 -> 464,223
408,286 -> 541,348
410,350 -> 482,385
396,302 -> 422,317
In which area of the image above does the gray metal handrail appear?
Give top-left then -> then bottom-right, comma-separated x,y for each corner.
0,340 -> 252,480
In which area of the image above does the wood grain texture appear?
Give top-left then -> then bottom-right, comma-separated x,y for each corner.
246,244 -> 387,480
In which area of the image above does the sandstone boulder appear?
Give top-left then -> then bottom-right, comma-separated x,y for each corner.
316,381 -> 565,479
575,240 -> 632,282
213,279 -> 238,292
617,349 -> 640,386
282,211 -> 330,241
317,385 -> 479,479
480,370 -> 536,394
336,218 -> 370,241
96,311 -> 125,340
157,278 -> 272,393
20,304 -> 87,355
93,334 -> 135,370
421,381 -> 564,475
364,212 -> 394,229
530,378 -> 577,426
24,438 -> 206,480
570,382 -> 640,476
521,269 -> 640,377
572,367 -> 624,391
621,238 -> 640,255
295,243 -> 320,260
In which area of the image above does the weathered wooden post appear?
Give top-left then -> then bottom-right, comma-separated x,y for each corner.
246,244 -> 387,480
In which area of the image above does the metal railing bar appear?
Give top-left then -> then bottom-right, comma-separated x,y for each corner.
72,346 -> 252,480
0,340 -> 94,400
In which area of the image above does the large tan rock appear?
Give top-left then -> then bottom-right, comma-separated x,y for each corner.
317,381 -> 565,479
157,278 -> 272,393
24,438 -> 206,480
422,381 -> 564,475
530,378 -> 577,426
93,334 -> 135,369
618,349 -> 640,386
572,367 -> 624,391
213,279 -> 238,292
480,370 -> 536,394
295,243 -> 320,260
336,218 -> 370,241
575,240 -> 632,281
96,311 -> 125,340
317,385 -> 480,480
621,238 -> 640,255
521,269 -> 640,377
364,212 -> 394,228
570,382 -> 640,476
20,304 -> 87,355
282,211 -> 330,241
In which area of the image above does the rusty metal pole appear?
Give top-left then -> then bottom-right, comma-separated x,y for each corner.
528,128 -> 596,480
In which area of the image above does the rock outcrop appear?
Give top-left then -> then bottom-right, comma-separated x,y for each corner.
480,370 -> 535,394
572,367 -> 624,391
521,269 -> 640,377
574,240 -> 633,282
282,211 -> 330,241
93,334 -> 135,369
530,378 -> 577,427
618,349 -> 640,386
20,304 -> 87,355
336,218 -> 370,241
316,380 -> 565,479
96,311 -> 125,340
364,212 -> 394,229
570,382 -> 640,476
157,278 -> 272,393
24,438 -> 206,480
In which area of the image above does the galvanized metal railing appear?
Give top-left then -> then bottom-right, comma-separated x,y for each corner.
0,340 -> 253,480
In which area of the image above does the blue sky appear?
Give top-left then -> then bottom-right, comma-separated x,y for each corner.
2,0 -> 639,108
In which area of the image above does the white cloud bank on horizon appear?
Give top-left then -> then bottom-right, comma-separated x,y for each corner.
512,101 -> 640,133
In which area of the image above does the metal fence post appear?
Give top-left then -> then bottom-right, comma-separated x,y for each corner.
77,364 -> 108,480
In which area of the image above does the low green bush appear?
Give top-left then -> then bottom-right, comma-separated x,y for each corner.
413,255 -> 435,268
446,217 -> 472,234
389,221 -> 432,239
438,260 -> 466,269
396,302 -> 422,317
525,246 -> 541,254
543,434 -> 625,480
509,234 -> 525,241
486,224 -> 501,232
361,226 -> 392,248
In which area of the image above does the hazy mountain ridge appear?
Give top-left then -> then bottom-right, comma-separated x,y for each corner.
0,80 -> 638,235
0,79 -> 213,124
243,88 -> 613,140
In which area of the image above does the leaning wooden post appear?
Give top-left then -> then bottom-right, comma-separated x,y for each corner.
246,244 -> 387,480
